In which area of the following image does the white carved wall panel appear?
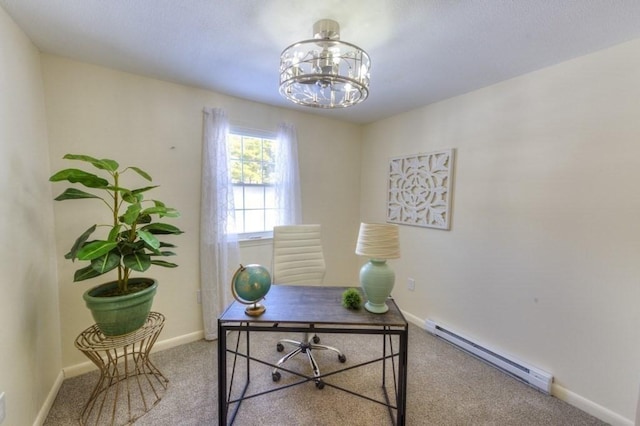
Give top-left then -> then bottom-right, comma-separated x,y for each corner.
387,149 -> 454,230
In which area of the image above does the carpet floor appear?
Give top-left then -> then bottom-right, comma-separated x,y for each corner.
44,324 -> 606,425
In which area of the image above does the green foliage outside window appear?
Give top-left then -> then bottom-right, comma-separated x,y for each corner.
229,134 -> 275,184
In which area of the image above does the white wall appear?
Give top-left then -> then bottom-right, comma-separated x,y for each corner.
0,6 -> 62,426
41,55 -> 362,368
9,9 -> 638,423
361,39 -> 640,424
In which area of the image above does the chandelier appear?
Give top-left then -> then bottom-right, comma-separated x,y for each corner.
279,19 -> 371,108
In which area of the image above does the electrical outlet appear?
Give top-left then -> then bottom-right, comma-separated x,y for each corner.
196,290 -> 202,304
407,278 -> 415,291
0,391 -> 6,424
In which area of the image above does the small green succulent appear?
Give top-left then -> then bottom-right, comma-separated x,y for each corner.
342,288 -> 362,310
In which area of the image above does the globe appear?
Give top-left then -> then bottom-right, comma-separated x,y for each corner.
230,264 -> 272,316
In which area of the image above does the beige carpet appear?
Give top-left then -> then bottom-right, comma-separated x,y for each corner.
44,324 -> 606,425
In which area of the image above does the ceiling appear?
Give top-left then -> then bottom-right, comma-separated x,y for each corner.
3,0 -> 640,124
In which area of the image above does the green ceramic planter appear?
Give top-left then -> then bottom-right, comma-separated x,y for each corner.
83,278 -> 158,336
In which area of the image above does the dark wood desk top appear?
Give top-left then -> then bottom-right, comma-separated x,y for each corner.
219,285 -> 407,327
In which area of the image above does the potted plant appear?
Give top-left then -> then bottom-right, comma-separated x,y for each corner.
50,154 -> 183,336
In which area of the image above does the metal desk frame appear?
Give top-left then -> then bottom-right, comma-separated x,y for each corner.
218,285 -> 408,425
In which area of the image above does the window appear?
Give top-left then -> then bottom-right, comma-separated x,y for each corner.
228,130 -> 277,238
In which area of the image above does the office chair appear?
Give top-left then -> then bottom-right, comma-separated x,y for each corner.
270,224 -> 346,389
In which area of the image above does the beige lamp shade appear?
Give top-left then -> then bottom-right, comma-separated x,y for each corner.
355,223 -> 400,259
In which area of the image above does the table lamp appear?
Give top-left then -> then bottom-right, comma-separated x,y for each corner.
355,222 -> 400,313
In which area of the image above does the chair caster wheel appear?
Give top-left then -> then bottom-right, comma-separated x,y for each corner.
276,343 -> 284,352
338,354 -> 346,363
315,380 -> 324,389
272,371 -> 281,382
312,335 -> 320,344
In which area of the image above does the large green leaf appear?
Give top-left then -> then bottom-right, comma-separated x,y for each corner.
141,206 -> 179,218
132,185 -> 158,195
49,168 -> 109,188
118,242 -> 133,256
150,260 -> 178,268
54,188 -> 102,201
135,214 -> 152,224
146,245 -> 177,255
63,154 -> 119,172
77,241 -> 118,261
151,200 -> 179,218
121,203 -> 141,225
162,208 -> 180,218
118,239 -> 144,256
106,185 -> 132,193
140,223 -> 184,235
73,265 -> 103,282
65,225 -> 97,260
91,251 -> 121,274
137,229 -> 160,250
123,252 -> 151,272
121,190 -> 140,204
107,225 -> 121,242
128,166 -> 152,181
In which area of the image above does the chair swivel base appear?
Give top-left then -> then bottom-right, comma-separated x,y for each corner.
272,335 -> 346,389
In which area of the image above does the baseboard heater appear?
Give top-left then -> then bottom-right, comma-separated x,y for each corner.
425,319 -> 553,394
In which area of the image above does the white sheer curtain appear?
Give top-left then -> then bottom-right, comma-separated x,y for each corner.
200,107 -> 239,340
274,122 -> 302,225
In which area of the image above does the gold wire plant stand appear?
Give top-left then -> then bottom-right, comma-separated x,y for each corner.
74,312 -> 168,426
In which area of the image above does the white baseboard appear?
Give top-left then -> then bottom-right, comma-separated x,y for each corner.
62,329 -> 204,378
552,383 -> 633,426
151,329 -> 204,353
400,309 -> 423,328
33,371 -> 64,426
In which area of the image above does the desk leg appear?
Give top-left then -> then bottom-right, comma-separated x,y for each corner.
218,322 -> 252,426
218,320 -> 227,425
381,326 -> 407,426
245,326 -> 251,379
397,328 -> 408,426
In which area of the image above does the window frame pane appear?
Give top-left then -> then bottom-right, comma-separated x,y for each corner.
229,127 -> 277,240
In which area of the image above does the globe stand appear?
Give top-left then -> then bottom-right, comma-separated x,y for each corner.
245,302 -> 266,317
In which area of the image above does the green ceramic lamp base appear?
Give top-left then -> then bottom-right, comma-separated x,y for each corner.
359,259 -> 395,314
364,300 -> 389,314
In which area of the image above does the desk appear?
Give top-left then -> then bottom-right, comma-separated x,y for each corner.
218,285 -> 408,425
75,312 -> 168,425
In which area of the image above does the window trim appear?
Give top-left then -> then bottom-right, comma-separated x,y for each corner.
230,125 -> 276,140
239,231 -> 273,242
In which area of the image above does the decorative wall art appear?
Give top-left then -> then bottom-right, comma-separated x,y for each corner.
387,149 -> 454,230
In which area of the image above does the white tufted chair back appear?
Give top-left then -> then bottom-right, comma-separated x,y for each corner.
271,224 -> 326,285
